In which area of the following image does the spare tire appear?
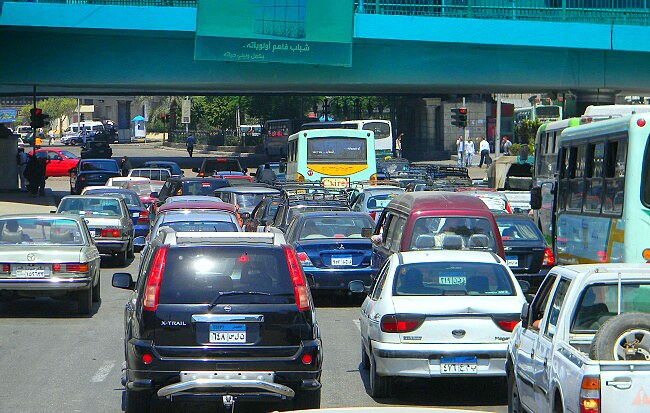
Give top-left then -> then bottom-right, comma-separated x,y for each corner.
589,312 -> 650,361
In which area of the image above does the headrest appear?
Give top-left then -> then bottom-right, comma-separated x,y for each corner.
414,234 -> 436,250
468,234 -> 490,249
50,230 -> 74,244
442,234 -> 464,250
1,228 -> 23,243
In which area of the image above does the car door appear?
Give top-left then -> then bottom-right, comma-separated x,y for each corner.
371,210 -> 395,271
514,273 -> 558,412
44,150 -> 65,176
361,260 -> 391,351
534,277 -> 571,411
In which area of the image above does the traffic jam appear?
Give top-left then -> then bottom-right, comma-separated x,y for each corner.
1,124 -> 649,413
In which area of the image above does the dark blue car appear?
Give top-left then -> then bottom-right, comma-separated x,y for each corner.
284,211 -> 376,292
69,158 -> 120,195
81,187 -> 151,240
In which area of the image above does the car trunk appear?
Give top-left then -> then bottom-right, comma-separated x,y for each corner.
84,217 -> 124,240
391,296 -> 520,344
0,246 -> 83,278
298,240 -> 371,269
503,243 -> 544,273
81,172 -> 119,184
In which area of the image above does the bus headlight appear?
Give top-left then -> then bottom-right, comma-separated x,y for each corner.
370,174 -> 377,181
297,173 -> 305,182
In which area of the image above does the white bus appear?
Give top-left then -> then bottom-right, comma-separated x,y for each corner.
514,105 -> 563,124
301,119 -> 393,157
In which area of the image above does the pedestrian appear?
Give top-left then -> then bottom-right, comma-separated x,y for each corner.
465,138 -> 475,167
502,137 -> 513,155
16,148 -> 29,191
34,135 -> 42,149
478,137 -> 490,168
257,163 -> 277,185
395,133 -> 403,158
120,156 -> 132,177
48,129 -> 55,145
456,135 -> 464,167
186,134 -> 196,158
24,154 -> 46,197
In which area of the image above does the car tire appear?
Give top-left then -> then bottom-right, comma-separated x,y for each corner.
70,139 -> 77,146
117,247 -> 128,267
292,387 -> 321,410
77,287 -> 92,315
92,274 -> 101,303
361,342 -> 370,370
127,240 -> 135,259
508,368 -> 523,413
369,352 -> 391,398
124,389 -> 152,413
589,312 -> 650,360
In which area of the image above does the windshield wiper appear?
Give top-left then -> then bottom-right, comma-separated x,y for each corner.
208,291 -> 272,309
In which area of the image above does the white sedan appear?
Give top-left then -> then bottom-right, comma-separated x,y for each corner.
350,250 -> 527,398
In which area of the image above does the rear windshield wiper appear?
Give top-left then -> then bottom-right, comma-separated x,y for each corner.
208,291 -> 272,309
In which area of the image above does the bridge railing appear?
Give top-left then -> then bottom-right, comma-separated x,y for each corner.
5,0 -> 196,6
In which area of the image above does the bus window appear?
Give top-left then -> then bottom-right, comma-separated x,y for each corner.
603,140 -> 627,215
307,137 -> 367,163
584,143 -> 605,213
362,122 -> 390,140
567,145 -> 586,211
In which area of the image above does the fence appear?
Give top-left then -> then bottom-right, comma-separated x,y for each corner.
167,130 -> 263,147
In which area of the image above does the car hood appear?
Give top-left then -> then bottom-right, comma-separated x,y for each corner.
0,246 -> 85,263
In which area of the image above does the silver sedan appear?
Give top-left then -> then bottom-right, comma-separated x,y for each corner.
0,214 -> 101,315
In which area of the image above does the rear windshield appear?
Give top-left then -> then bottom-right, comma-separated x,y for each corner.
299,216 -> 374,240
85,191 -> 140,208
58,198 -> 122,217
158,247 -> 294,304
203,160 -> 242,174
183,181 -> 229,195
79,160 -> 119,173
131,170 -> 170,181
307,137 -> 367,163
0,218 -> 84,245
393,262 -> 515,296
161,221 -> 238,233
497,218 -> 543,242
571,283 -> 650,332
367,193 -> 399,210
409,217 -> 497,252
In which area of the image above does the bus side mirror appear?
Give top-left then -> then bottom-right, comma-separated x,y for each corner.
530,187 -> 542,210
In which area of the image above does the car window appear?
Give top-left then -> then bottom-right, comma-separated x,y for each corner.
388,216 -> 406,252
183,181 -> 227,196
497,219 -> 544,242
235,194 -> 267,209
409,216 -> 497,252
264,200 -> 280,220
47,151 -> 62,161
367,193 -> 400,211
58,197 -> 123,217
203,160 -> 242,175
59,151 -> 77,159
79,160 -> 119,173
393,262 -> 515,296
544,278 -> 571,338
571,283 -> 650,332
0,218 -> 84,245
158,247 -> 294,304
160,221 -> 238,233
371,261 -> 391,300
298,215 -> 375,240
528,274 -> 557,332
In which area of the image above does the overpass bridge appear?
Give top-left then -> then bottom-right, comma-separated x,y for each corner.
2,0 -> 650,95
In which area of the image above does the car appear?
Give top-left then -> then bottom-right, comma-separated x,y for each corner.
350,250 -> 527,397
350,185 -> 404,221
285,212 -> 376,292
80,140 -> 113,159
0,214 -> 101,315
112,230 -> 322,412
145,209 -> 242,246
213,171 -> 255,185
56,195 -> 134,266
31,148 -> 80,177
125,180 -> 165,210
269,187 -> 351,234
214,185 -> 280,219
14,125 -> 32,139
193,157 -> 246,177
154,177 -> 231,207
369,192 -> 505,272
245,196 -> 281,232
69,158 -> 121,195
455,189 -> 513,214
140,161 -> 183,178
106,176 -> 150,188
80,187 -> 152,239
127,167 -> 171,182
163,195 -> 224,204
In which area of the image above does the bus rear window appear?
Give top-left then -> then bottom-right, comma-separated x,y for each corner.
362,122 -> 390,140
307,137 -> 367,163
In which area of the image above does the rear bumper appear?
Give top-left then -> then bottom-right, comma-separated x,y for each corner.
94,239 -> 129,253
303,267 -> 374,291
0,277 -> 92,291
371,340 -> 508,378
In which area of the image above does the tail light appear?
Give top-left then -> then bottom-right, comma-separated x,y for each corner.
380,314 -> 425,333
296,251 -> 313,267
0,264 -> 9,274
101,229 -> 120,237
198,172 -> 205,177
143,245 -> 168,311
505,202 -> 513,214
543,247 -> 555,267
52,263 -> 88,273
137,209 -> 149,224
369,211 -> 377,220
492,314 -> 520,332
580,376 -> 600,413
597,250 -> 607,263
282,245 -> 310,311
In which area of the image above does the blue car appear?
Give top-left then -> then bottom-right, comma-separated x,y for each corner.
284,211 -> 376,292
80,187 -> 151,240
69,158 -> 120,195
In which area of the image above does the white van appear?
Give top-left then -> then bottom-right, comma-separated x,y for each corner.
15,125 -> 32,139
61,121 -> 105,145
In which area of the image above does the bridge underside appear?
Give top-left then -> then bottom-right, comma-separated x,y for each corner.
3,4 -> 650,95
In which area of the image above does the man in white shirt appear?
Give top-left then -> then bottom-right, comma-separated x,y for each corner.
478,137 -> 490,168
465,138 -> 475,167
456,136 -> 464,167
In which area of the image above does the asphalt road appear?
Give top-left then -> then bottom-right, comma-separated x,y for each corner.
0,144 -> 506,412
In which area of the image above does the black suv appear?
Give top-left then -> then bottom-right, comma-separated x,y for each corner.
154,177 -> 231,207
112,230 -> 322,412
270,186 -> 351,233
193,157 -> 246,177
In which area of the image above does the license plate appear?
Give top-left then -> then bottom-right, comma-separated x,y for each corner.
12,264 -> 50,278
321,177 -> 349,188
331,255 -> 352,266
506,256 -> 519,267
440,356 -> 478,374
209,323 -> 247,343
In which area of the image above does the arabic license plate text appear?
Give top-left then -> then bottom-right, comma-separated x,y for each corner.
506,256 -> 519,267
12,264 -> 49,278
440,356 -> 478,374
331,256 -> 353,266
209,323 -> 247,343
321,177 -> 349,188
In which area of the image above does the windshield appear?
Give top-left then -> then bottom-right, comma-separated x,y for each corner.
409,217 -> 497,252
299,215 -> 375,240
572,283 -> 650,332
307,137 -> 367,164
235,194 -> 267,208
393,262 -> 515,296
79,160 -> 119,173
158,247 -> 294,304
183,181 -> 229,195
367,193 -> 400,211
497,218 -> 543,242
362,122 -> 390,140
0,218 -> 84,245
129,183 -> 163,197
58,198 -> 122,217
84,191 -> 141,208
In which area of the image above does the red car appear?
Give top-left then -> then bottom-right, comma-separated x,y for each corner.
31,149 -> 80,177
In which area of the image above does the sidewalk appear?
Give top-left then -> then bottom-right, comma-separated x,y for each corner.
0,189 -> 58,215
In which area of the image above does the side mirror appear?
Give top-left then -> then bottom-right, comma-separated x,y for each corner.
518,280 -> 531,294
520,302 -> 530,329
112,272 -> 135,290
149,192 -> 159,199
361,227 -> 374,238
133,236 -> 147,248
192,167 -> 200,173
530,186 -> 542,210
349,280 -> 370,294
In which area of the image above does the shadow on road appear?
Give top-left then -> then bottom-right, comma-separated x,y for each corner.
0,296 -> 101,318
312,293 -> 365,308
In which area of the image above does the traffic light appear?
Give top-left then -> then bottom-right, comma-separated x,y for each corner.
30,108 -> 49,129
161,113 -> 170,123
451,107 -> 468,128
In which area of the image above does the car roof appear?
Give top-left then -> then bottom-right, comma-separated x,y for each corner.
388,192 -> 493,214
296,211 -> 375,220
142,161 -> 178,166
61,195 -> 124,202
217,186 -> 280,194
160,210 -> 237,222
177,177 -> 230,183
156,230 -> 284,246
157,201 -> 236,213
397,250 -> 502,265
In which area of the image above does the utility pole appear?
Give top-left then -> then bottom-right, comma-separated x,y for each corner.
495,94 -> 501,157
461,96 -> 466,167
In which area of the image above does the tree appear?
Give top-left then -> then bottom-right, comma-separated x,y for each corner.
20,98 -> 78,136
514,119 -> 542,144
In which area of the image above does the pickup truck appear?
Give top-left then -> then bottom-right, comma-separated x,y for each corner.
507,264 -> 650,413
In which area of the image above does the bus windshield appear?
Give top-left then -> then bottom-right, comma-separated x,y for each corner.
307,137 -> 367,163
536,106 -> 561,119
362,122 -> 390,140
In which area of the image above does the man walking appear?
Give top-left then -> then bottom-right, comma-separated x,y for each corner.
120,156 -> 132,177
16,148 -> 29,191
186,134 -> 196,158
48,129 -> 55,145
465,138 -> 475,167
395,133 -> 403,158
456,135 -> 464,167
478,137 -> 490,168
502,137 -> 513,155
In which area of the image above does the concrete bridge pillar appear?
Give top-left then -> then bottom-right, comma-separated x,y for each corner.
398,97 -> 443,161
572,89 -> 619,116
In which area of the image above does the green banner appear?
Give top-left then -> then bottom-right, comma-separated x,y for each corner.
195,0 -> 353,67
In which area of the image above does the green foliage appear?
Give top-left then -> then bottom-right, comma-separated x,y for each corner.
509,140 -> 535,156
514,119 -> 542,144
20,98 -> 78,130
